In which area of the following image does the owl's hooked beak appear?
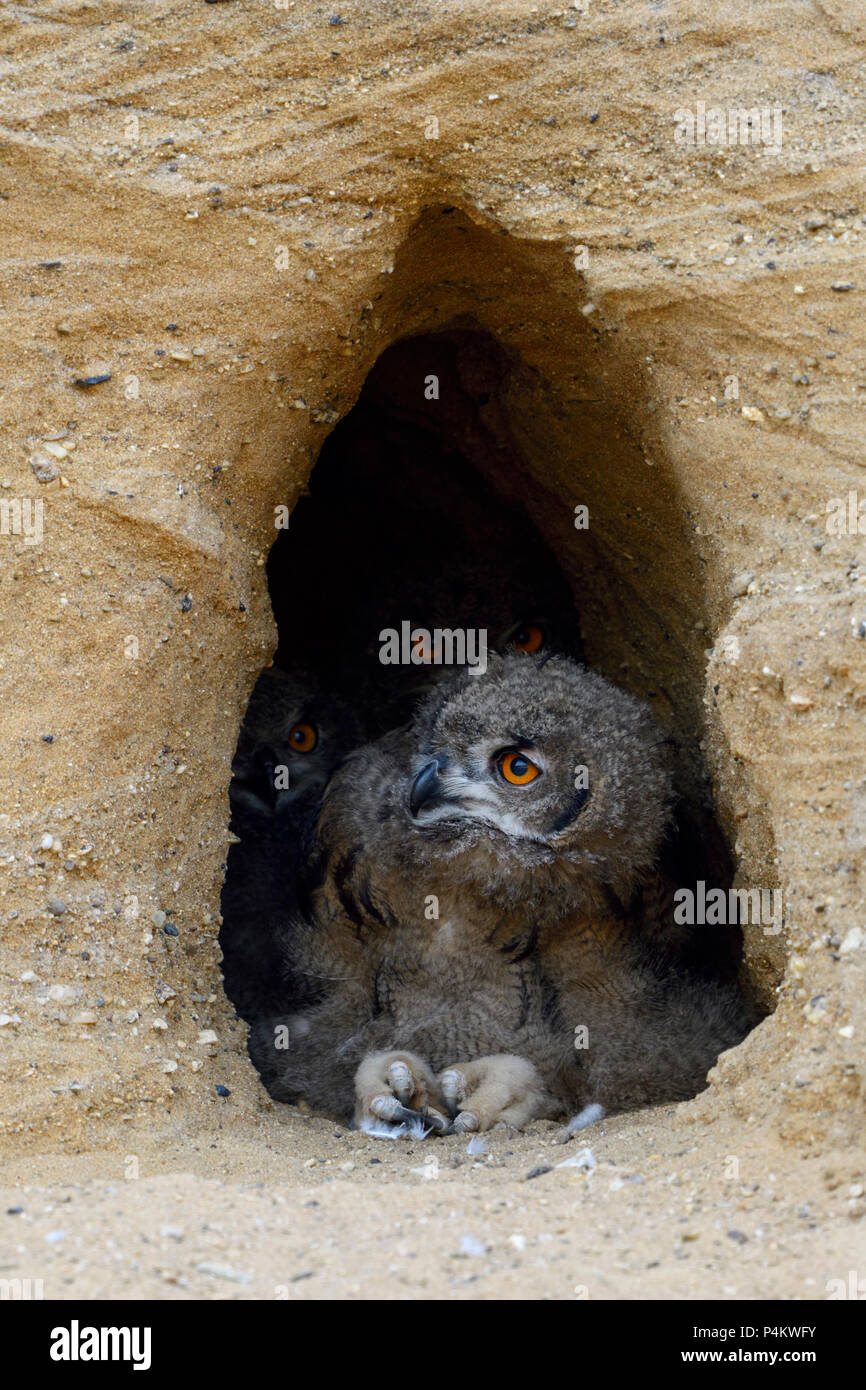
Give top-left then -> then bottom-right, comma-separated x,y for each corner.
409,756 -> 452,817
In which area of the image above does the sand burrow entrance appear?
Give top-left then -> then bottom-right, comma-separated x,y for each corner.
221,244 -> 781,1056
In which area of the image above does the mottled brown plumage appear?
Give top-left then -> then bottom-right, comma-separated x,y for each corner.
250,655 -> 756,1130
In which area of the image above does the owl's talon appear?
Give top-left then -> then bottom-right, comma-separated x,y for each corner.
355,1051 -> 447,1134
370,1094 -> 404,1122
371,1096 -> 430,1127
422,1107 -> 450,1135
387,1059 -> 414,1104
438,1055 -> 556,1131
448,1110 -> 479,1134
439,1067 -> 465,1115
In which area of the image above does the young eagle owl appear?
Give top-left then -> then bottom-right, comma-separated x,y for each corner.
249,654 -> 757,1131
220,666 -> 364,1021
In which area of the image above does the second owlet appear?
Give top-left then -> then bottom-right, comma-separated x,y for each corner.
250,654 -> 757,1131
220,666 -> 364,1020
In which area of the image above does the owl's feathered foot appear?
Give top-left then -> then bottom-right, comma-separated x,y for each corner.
438,1054 -> 557,1133
354,1051 -> 449,1135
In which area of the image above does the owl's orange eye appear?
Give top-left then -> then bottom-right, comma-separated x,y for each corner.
497,750 -> 541,786
288,722 -> 317,753
511,625 -> 544,654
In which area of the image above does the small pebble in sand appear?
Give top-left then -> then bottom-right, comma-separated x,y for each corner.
803,995 -> 827,1023
729,571 -> 754,598
195,1262 -> 251,1284
49,984 -> 76,1002
30,452 -> 59,484
458,1235 -> 488,1257
72,374 -> 111,388
46,898 -> 67,916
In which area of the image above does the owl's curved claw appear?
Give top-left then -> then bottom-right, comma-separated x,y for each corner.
422,1106 -> 450,1135
446,1110 -> 479,1135
369,1095 -> 419,1125
438,1067 -> 466,1115
387,1059 -> 414,1104
438,1055 -> 555,1132
355,1050 -> 449,1135
369,1097 -> 448,1134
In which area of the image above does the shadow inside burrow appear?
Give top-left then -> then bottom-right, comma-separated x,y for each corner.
219,322 -> 765,1055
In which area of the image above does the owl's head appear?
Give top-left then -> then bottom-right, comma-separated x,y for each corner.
230,667 -> 363,825
407,653 -> 674,907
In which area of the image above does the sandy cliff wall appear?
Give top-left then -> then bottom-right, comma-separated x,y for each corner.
0,0 -> 864,1164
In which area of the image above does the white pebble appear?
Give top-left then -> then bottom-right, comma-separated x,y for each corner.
48,985 -> 77,1003
195,1261 -> 251,1284
459,1234 -> 488,1256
